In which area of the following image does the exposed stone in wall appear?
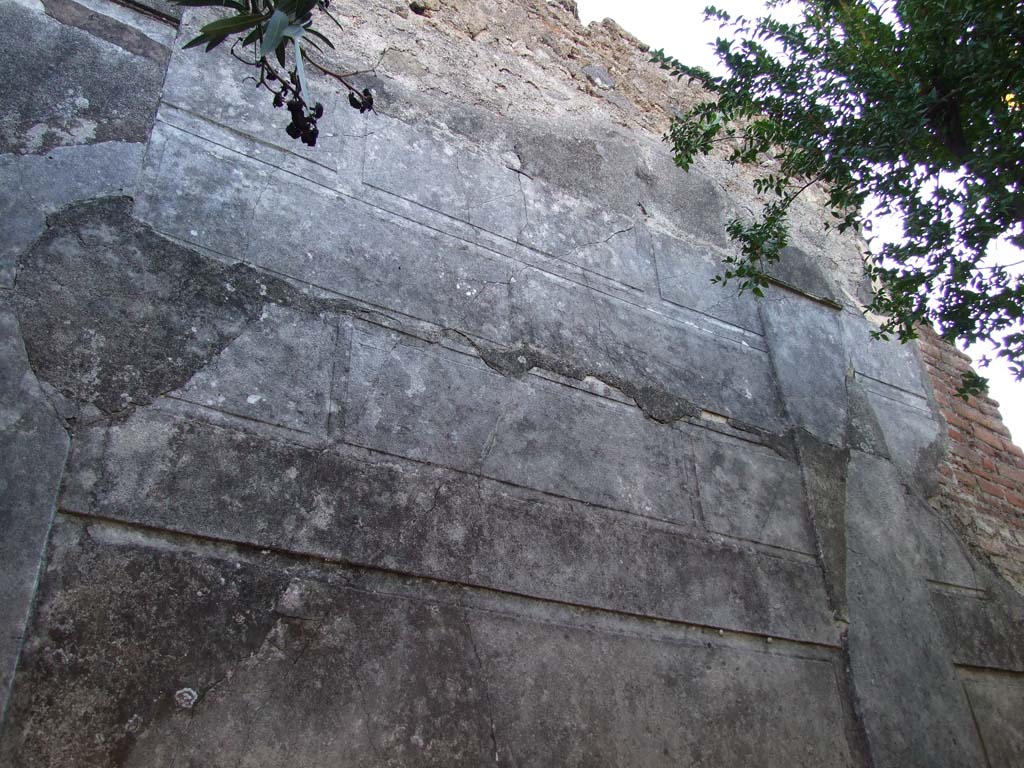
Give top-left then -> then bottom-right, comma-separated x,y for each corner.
1,0 -> 1023,765
919,325 -> 1024,593
0,0 -> 170,722
293,0 -> 873,305
0,0 -> 166,154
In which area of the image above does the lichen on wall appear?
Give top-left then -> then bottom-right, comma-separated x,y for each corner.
1,0 -> 1022,766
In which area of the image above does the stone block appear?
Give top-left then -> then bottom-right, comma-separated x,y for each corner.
844,451 -> 987,767
512,268 -> 784,429
172,305 -> 347,436
767,245 -> 840,304
635,136 -> 734,249
0,517 -> 849,767
138,124 -> 513,343
517,178 -> 651,290
135,122 -> 273,258
857,379 -> 943,493
793,434 -> 850,620
246,174 -> 514,343
842,312 -> 927,396
959,669 -> 1024,766
0,1 -> 163,153
760,293 -> 847,446
651,231 -> 763,333
904,494 -> 978,591
693,430 -> 815,554
363,118 -> 526,239
931,589 -> 1024,672
159,26 -> 365,175
0,141 -> 145,287
62,407 -> 837,643
0,295 -> 69,719
510,125 -> 733,262
512,123 -> 645,216
126,0 -> 180,21
0,517 -> 301,768
343,327 -> 698,523
366,119 -> 655,291
40,0 -> 174,59
473,613 -> 854,767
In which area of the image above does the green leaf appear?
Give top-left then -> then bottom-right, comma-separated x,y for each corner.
290,33 -> 309,96
199,12 -> 267,36
183,33 -> 211,49
241,26 -> 262,46
260,9 -> 290,58
205,33 -> 231,51
956,369 -> 989,399
302,25 -> 335,50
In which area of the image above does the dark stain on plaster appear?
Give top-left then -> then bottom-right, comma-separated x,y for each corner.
14,197 -> 271,415
794,431 -> 850,622
15,196 -> 770,442
0,517 -> 287,768
845,383 -> 890,459
0,1 -> 165,154
41,0 -> 171,65
470,341 -> 700,424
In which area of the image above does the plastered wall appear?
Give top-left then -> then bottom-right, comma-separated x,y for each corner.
1,1 -> 1022,766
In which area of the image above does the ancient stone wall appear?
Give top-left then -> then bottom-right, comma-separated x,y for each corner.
1,0 -> 1022,766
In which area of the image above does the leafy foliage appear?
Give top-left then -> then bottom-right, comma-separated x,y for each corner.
653,0 -> 1024,393
171,0 -> 377,146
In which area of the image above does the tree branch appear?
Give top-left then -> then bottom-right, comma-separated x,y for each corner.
301,48 -> 388,95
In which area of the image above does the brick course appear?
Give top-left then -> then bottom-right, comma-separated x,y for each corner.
918,326 -> 1024,593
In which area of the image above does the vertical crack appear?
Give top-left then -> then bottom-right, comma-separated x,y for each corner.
838,627 -> 879,768
961,678 -> 993,768
514,172 -> 530,243
464,608 -> 500,764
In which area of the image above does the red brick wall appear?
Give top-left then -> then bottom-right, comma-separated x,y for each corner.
917,325 -> 1024,592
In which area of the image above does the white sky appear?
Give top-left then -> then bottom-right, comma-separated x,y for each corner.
577,0 -> 1023,444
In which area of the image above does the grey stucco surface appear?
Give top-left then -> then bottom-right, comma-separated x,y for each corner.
2,516 -> 858,768
959,670 -> 1024,766
843,451 -> 988,767
0,141 -> 146,287
0,294 -> 69,724
2,2 -> 1024,766
0,0 -> 164,154
760,292 -> 848,446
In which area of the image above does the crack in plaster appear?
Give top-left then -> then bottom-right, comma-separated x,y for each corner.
463,609 -> 501,764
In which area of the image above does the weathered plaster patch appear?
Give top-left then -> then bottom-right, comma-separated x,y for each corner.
0,1 -> 164,154
14,197 -> 271,414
